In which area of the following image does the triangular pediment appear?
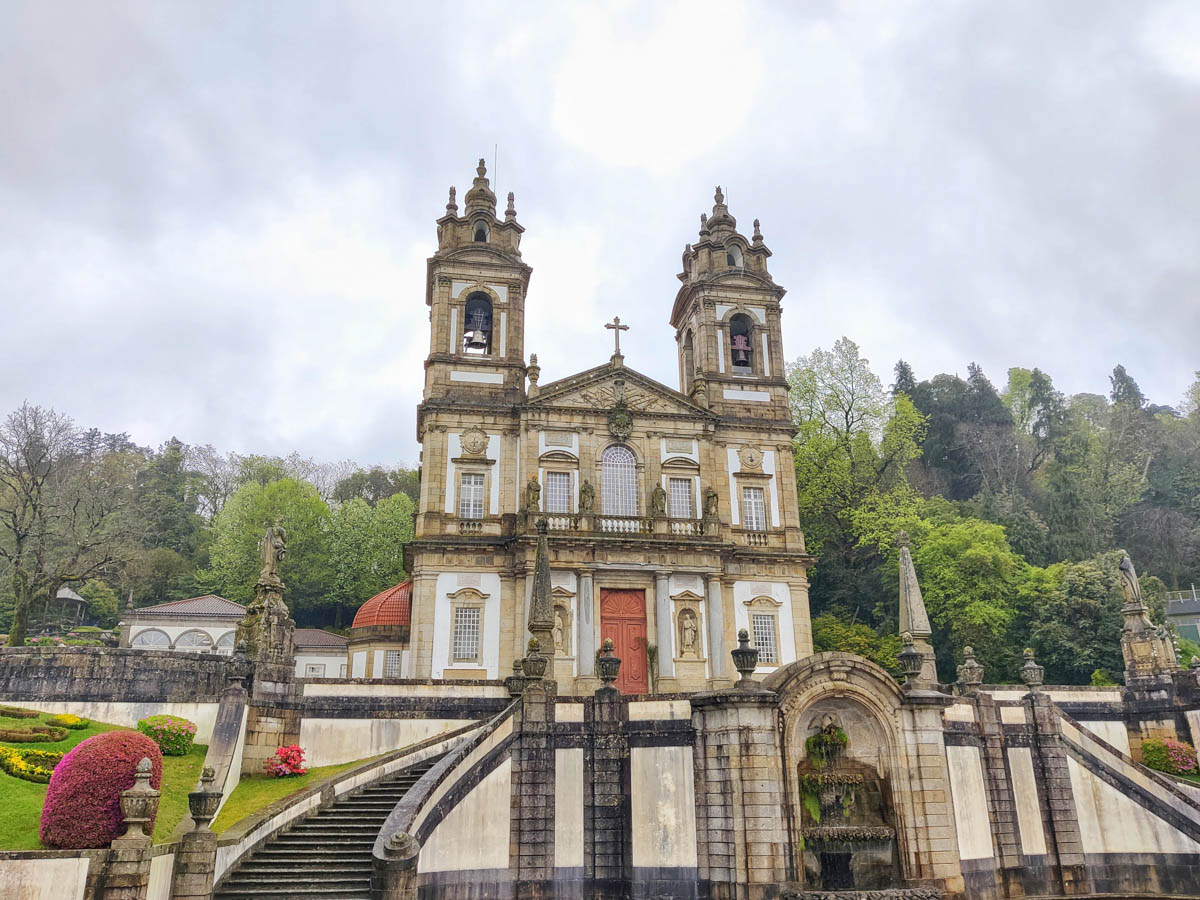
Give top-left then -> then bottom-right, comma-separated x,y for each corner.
527,363 -> 714,418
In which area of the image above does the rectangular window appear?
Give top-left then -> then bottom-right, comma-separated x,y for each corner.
752,613 -> 778,664
339,664 -> 348,678
458,473 -> 484,519
304,663 -> 326,677
452,607 -> 481,661
669,478 -> 694,518
545,471 -> 571,513
384,650 -> 402,678
742,486 -> 767,531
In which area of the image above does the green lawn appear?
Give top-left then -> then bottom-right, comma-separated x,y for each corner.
212,760 -> 371,834
0,705 -> 207,848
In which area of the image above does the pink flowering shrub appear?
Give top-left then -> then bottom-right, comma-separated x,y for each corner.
40,731 -> 163,848
264,745 -> 307,777
1142,737 -> 1199,777
137,714 -> 196,756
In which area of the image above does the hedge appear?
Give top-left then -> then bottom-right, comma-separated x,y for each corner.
45,714 -> 89,730
1142,737 -> 1199,777
40,732 -> 163,849
0,725 -> 68,743
137,715 -> 197,757
0,706 -> 39,719
0,746 -> 64,783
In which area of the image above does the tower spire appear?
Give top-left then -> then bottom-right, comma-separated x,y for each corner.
897,532 -> 937,684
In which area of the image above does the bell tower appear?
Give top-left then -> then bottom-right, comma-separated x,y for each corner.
669,187 -> 790,422
420,159 -> 532,410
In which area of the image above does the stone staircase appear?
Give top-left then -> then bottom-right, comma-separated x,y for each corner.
214,758 -> 437,900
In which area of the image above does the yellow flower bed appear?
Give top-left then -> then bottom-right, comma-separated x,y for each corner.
0,746 -> 64,784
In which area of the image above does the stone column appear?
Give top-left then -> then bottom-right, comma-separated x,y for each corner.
512,674 -> 556,895
1027,690 -> 1088,891
706,575 -> 725,681
577,569 -> 595,677
101,759 -> 159,900
692,689 -> 788,898
655,571 -> 675,681
587,677 -> 627,885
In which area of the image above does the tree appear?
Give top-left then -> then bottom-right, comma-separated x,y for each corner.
891,360 -> 916,397
333,466 -> 420,507
811,613 -> 902,672
78,579 -> 119,629
328,493 -> 415,625
199,478 -> 332,624
0,404 -> 140,644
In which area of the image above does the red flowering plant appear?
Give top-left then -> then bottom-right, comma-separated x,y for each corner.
264,745 -> 307,777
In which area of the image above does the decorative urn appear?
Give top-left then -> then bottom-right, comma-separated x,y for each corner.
119,757 -> 160,841
522,637 -> 548,679
1019,648 -> 1045,691
731,628 -> 759,689
956,646 -> 985,692
897,632 -> 924,685
596,638 -> 622,687
187,766 -> 222,831
505,658 -> 527,697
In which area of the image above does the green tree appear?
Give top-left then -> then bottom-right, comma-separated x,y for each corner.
78,579 -> 120,629
328,492 -> 415,626
199,478 -> 332,625
811,613 -> 902,672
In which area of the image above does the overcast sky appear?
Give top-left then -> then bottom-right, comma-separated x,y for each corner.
2,1 -> 1198,467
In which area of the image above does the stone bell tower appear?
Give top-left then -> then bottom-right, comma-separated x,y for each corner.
420,159 -> 533,408
669,187 -> 791,423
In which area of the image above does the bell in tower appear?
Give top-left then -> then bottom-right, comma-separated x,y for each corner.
463,293 -> 493,354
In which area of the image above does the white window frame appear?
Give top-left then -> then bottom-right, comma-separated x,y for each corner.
384,650 -> 402,678
458,472 -> 485,519
742,485 -> 767,531
601,445 -> 638,516
668,477 -> 694,519
752,612 -> 778,664
304,663 -> 326,677
452,606 -> 482,662
544,471 -> 572,514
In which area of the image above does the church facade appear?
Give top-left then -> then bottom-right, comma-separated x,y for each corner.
403,161 -> 814,694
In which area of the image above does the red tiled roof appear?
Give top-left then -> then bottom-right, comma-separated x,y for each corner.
294,628 -> 349,650
132,595 -> 245,619
352,581 -> 412,628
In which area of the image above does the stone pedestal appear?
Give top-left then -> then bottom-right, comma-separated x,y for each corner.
691,689 -> 788,899
512,677 -> 556,897
372,831 -> 420,900
99,844 -> 152,900
171,830 -> 219,900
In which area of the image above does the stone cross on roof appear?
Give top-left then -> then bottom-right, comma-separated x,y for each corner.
605,316 -> 629,355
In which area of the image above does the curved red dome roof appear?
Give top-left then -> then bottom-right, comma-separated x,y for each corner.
352,581 -> 412,628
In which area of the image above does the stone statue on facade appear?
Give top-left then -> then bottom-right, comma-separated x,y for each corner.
1118,553 -> 1177,681
650,483 -> 666,516
236,524 -> 296,669
525,476 -> 541,512
679,609 -> 698,658
258,525 -> 287,585
702,486 -> 719,520
579,479 -> 595,513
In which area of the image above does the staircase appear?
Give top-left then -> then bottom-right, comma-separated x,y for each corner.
214,758 -> 437,900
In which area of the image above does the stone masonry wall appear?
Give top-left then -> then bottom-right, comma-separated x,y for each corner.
0,647 -> 234,703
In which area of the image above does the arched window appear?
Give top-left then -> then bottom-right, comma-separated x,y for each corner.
682,330 -> 695,391
473,222 -> 489,242
729,313 -> 754,373
215,632 -> 236,655
463,293 -> 493,355
726,244 -> 744,267
176,629 -> 214,651
131,629 -> 169,649
601,445 -> 637,516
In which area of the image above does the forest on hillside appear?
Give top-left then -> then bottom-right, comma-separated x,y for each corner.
1,343 -> 1197,684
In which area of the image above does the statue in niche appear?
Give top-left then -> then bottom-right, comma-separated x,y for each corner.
702,485 -> 719,520
525,476 -> 541,511
579,479 -> 595,513
553,606 -> 568,655
650,483 -> 667,516
678,609 -> 699,658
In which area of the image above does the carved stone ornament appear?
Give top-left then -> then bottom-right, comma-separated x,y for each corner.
738,447 -> 763,471
461,427 -> 489,457
608,400 -> 634,441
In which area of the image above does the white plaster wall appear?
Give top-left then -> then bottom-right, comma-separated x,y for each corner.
1007,747 -> 1047,855
12,701 -> 220,742
351,651 -> 366,678
946,745 -> 993,860
943,703 -> 975,723
1079,719 -> 1131,756
556,702 -> 585,723
762,449 -> 780,527
1068,756 -> 1200,854
294,651 -> 345,678
555,748 -> 584,868
731,581 -> 796,670
418,758 -> 512,873
303,682 -> 510,698
147,852 -> 175,900
669,574 -> 709,677
372,653 -> 385,678
444,432 -> 503,517
0,858 -> 90,900
630,746 -> 698,869
299,717 -> 470,768
628,700 -> 692,721
1189,710 -> 1200,755
432,572 -> 502,678
550,570 -> 578,676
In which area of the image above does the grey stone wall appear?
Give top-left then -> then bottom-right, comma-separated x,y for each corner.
0,647 -> 234,703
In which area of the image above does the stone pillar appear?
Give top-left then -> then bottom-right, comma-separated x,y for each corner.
587,678 -> 627,885
1027,690 -> 1088,893
706,575 -> 725,681
101,760 -> 159,900
372,832 -> 420,900
655,571 -> 675,681
691,689 -> 788,898
973,691 -> 1020,893
171,831 -> 218,900
577,569 -> 595,677
512,675 -> 556,896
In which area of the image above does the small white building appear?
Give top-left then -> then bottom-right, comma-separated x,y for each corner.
120,594 -> 243,654
294,628 -> 349,679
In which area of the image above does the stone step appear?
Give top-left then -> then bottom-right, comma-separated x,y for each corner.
254,850 -> 373,861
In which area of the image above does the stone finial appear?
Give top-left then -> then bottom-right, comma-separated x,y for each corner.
714,185 -> 724,205
1019,648 -> 1044,691
505,191 -> 516,220
527,518 -> 554,654
506,658 -> 527,697
699,212 -> 709,235
521,637 -> 548,680
477,157 -> 487,177
897,632 -> 924,685
731,628 -> 759,689
117,757 -> 160,844
956,646 -> 984,691
898,531 -> 932,640
446,185 -> 458,214
897,530 -> 911,549
597,637 -> 621,688
187,765 -> 221,831
385,830 -> 421,859
752,218 -> 763,244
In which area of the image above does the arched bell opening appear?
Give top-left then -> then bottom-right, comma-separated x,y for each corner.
729,313 -> 754,374
462,292 -> 493,355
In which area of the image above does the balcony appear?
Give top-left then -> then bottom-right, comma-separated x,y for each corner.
542,513 -> 706,538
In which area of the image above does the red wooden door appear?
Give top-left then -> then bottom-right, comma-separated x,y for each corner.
600,589 -> 648,694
